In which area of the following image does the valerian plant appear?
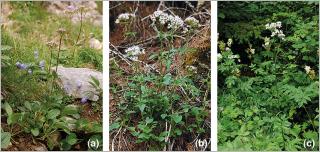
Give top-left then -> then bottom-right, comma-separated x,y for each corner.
111,8 -> 210,151
218,2 -> 318,151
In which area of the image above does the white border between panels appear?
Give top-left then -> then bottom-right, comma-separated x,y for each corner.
103,1 -> 109,151
211,1 -> 218,151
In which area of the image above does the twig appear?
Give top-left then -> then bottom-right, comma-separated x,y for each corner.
110,43 -> 131,66
110,2 -> 125,10
111,126 -> 122,151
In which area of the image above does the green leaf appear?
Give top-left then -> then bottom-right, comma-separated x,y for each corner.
109,122 -> 120,131
60,139 -> 72,150
161,114 -> 167,119
4,102 -> 13,116
146,117 -> 153,124
62,105 -> 79,115
148,53 -> 158,60
24,101 -> 32,111
47,109 -> 61,119
171,114 -> 182,124
66,133 -> 77,145
163,74 -> 172,85
138,104 -> 146,113
174,129 -> 182,136
31,128 -> 40,136
1,132 -> 11,149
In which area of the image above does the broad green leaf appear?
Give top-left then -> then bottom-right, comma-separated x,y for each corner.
47,109 -> 60,119
66,133 -> 77,145
109,122 -> 120,131
171,114 -> 182,124
146,117 -> 153,124
24,101 -> 32,111
31,128 -> 40,136
1,132 -> 11,149
138,104 -> 146,113
4,102 -> 13,116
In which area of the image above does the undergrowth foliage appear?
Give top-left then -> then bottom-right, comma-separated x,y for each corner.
218,2 -> 319,151
110,2 -> 210,151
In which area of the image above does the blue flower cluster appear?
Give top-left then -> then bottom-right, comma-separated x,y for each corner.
15,50 -> 46,74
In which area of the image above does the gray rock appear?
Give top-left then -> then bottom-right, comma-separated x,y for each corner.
52,66 -> 102,101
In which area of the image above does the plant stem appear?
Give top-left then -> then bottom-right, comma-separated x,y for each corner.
75,9 -> 83,45
73,9 -> 83,58
56,34 -> 63,72
48,48 -> 53,73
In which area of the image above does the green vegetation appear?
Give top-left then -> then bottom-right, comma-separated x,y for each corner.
1,2 -> 102,150
218,2 -> 319,151
110,1 -> 210,151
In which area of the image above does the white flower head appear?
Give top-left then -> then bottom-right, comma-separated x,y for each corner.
227,38 -> 233,47
276,21 -> 282,28
266,21 -> 285,39
124,46 -> 145,61
228,54 -> 239,59
115,13 -> 135,24
250,49 -> 255,54
304,65 -> 311,74
150,10 -> 184,30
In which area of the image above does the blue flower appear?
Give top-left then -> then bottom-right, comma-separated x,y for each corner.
81,96 -> 88,103
39,60 -> 45,70
34,50 -> 39,59
16,62 -> 28,70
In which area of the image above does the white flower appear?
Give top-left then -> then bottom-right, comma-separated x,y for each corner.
263,37 -> 270,48
150,11 -> 184,30
115,13 -> 135,24
124,46 -> 145,61
304,66 -> 311,74
228,55 -> 239,59
168,15 -> 184,29
227,38 -> 233,47
266,21 -> 285,39
250,49 -> 255,54
276,21 -> 282,28
225,47 -> 231,51
217,53 -> 222,59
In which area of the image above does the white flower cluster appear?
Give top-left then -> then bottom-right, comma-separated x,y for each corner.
227,38 -> 233,47
150,10 -> 184,29
265,21 -> 285,39
115,13 -> 135,24
304,65 -> 311,74
228,54 -> 240,59
263,37 -> 270,48
124,46 -> 145,61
